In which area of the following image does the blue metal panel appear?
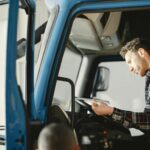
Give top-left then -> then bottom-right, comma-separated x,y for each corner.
25,0 -> 36,120
6,0 -> 27,149
35,0 -> 150,121
45,0 -> 150,9
34,4 -> 71,120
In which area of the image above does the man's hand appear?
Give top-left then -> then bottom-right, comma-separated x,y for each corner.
91,100 -> 114,116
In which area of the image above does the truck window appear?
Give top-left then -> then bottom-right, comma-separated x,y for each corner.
97,61 -> 145,112
16,0 -> 50,102
0,3 -> 8,150
16,4 -> 28,101
53,45 -> 82,111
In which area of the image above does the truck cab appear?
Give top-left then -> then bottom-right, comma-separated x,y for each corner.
1,0 -> 150,149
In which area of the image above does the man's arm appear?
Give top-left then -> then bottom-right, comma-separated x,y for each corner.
92,100 -> 150,132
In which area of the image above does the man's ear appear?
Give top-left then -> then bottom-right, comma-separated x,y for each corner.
138,48 -> 145,57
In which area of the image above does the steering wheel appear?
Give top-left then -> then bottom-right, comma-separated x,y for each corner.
75,98 -> 131,136
48,105 -> 71,125
75,98 -> 112,119
75,98 -> 93,111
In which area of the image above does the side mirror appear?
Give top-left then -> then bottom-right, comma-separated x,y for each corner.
92,66 -> 110,96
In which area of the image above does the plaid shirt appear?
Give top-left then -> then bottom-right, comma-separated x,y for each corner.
111,71 -> 150,133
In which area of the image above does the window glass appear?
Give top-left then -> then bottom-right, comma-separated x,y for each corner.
0,2 -> 8,150
16,0 -> 50,100
16,5 -> 28,101
53,47 -> 82,111
97,61 -> 145,112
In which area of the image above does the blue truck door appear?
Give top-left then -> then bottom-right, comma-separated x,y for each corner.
5,0 -> 35,149
5,1 -> 28,149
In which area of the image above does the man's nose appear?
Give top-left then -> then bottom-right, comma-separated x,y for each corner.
129,66 -> 133,72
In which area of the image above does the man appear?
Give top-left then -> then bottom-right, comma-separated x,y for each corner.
38,123 -> 80,150
92,38 -> 150,132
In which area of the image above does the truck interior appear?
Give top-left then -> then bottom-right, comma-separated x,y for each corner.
49,8 -> 150,150
1,0 -> 150,150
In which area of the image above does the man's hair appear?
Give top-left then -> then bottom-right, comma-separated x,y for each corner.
120,38 -> 150,58
38,123 -> 76,150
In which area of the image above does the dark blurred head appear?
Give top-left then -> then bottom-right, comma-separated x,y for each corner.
38,123 -> 77,150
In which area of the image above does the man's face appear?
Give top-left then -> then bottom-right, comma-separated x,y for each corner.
125,50 -> 148,77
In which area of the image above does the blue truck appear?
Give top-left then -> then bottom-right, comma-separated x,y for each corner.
1,0 -> 150,149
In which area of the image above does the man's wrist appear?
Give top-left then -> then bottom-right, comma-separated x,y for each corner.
108,107 -> 114,116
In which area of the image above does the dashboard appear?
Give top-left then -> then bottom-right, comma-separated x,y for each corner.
48,103 -> 150,150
